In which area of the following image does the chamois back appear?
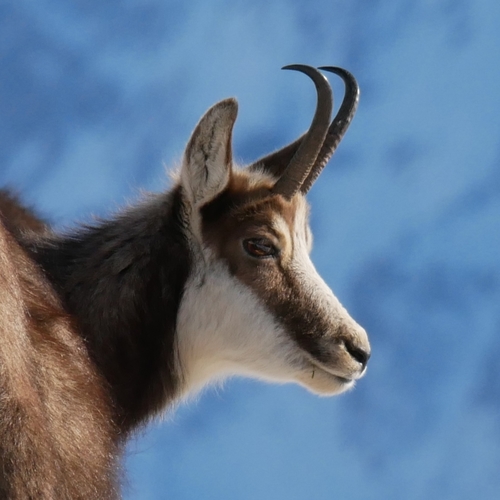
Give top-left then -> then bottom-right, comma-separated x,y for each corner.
0,203 -> 119,499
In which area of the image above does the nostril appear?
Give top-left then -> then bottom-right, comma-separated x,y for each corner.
343,340 -> 370,369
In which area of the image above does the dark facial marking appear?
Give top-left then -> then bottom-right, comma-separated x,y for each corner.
201,173 -> 339,365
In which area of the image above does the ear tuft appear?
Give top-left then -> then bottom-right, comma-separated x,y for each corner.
181,98 -> 238,208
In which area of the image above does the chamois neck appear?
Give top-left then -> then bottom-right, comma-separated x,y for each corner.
26,187 -> 191,433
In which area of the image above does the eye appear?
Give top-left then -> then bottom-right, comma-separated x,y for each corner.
242,238 -> 279,258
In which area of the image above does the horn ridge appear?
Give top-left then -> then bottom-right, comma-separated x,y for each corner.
300,66 -> 360,194
271,65 -> 333,199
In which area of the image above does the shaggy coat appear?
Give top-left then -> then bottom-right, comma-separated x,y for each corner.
0,198 -> 119,499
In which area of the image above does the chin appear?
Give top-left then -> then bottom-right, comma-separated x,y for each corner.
297,368 -> 356,396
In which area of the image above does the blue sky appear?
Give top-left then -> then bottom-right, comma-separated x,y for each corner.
2,1 -> 500,499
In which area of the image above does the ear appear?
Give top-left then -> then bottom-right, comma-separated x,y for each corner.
181,98 -> 238,208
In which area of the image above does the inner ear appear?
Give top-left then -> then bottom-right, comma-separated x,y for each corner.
181,98 -> 238,208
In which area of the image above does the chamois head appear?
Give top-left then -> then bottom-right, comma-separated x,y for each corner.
176,65 -> 370,397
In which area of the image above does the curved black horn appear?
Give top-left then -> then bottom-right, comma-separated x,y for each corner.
270,65 -> 333,199
300,67 -> 360,194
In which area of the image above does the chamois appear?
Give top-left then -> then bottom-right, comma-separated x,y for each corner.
0,65 -> 370,497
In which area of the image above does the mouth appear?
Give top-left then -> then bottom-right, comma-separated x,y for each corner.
291,347 -> 364,395
301,342 -> 368,381
306,356 -> 356,386
311,363 -> 353,384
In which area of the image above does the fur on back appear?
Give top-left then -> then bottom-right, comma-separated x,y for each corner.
0,212 -> 119,499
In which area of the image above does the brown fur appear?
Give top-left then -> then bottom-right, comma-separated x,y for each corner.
30,190 -> 190,433
0,217 -> 119,499
0,186 -> 192,497
0,189 -> 48,235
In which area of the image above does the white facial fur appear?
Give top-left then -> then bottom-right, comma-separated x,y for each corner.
175,257 -> 304,396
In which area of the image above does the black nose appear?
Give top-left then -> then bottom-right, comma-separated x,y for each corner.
344,340 -> 370,369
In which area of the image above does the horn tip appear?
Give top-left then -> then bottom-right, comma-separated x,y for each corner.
318,66 -> 357,83
282,64 -> 314,72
